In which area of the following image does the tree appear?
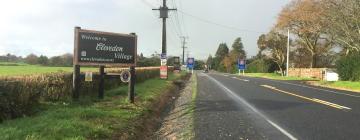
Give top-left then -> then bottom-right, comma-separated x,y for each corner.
322,0 -> 360,55
276,0 -> 331,68
37,55 -> 49,65
214,43 -> 229,71
215,43 -> 229,60
25,54 -> 39,65
206,55 -> 213,70
262,32 -> 288,75
257,34 -> 267,57
222,56 -> 233,73
229,38 -> 246,60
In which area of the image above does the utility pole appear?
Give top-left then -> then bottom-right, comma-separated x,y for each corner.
180,36 -> 188,65
286,29 -> 290,77
152,0 -> 177,55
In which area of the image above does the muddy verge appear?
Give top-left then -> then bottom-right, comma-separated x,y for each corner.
116,73 -> 191,140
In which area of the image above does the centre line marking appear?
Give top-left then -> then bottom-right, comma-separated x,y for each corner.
232,77 -> 250,82
261,85 -> 352,110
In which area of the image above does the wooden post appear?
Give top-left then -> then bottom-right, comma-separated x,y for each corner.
128,66 -> 135,103
98,66 -> 105,99
72,65 -> 80,100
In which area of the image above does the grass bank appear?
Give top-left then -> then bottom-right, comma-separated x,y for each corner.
308,81 -> 360,92
244,73 -> 317,81
0,72 -> 185,140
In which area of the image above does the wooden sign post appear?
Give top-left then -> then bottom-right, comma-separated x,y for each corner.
73,27 -> 137,102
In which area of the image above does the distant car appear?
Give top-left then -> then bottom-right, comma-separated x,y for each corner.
203,69 -> 209,73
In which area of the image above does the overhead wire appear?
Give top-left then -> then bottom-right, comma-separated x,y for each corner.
177,9 -> 265,34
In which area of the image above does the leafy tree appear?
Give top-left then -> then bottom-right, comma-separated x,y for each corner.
257,34 -> 267,57
229,37 -> 246,60
194,60 -> 205,70
261,32 -> 288,75
206,55 -> 213,70
25,54 -> 38,65
336,52 -> 360,81
215,43 -> 229,60
322,0 -> 360,55
276,0 -> 332,68
37,55 -> 49,65
222,56 -> 233,73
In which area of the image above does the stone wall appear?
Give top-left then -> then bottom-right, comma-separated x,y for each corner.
288,68 -> 326,80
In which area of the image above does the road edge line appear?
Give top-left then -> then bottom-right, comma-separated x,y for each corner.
203,74 -> 298,140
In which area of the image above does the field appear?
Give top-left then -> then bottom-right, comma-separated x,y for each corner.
0,71 -> 185,139
0,62 -> 96,76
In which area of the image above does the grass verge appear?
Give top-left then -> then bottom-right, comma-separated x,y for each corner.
181,73 -> 197,139
308,81 -> 360,93
0,73 -> 184,140
244,73 -> 317,81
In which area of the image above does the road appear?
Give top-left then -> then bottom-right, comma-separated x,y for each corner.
194,72 -> 360,140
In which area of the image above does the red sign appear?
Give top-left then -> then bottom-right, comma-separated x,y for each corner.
160,66 -> 167,79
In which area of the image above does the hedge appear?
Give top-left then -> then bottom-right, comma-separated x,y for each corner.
0,67 -> 166,122
336,52 -> 360,81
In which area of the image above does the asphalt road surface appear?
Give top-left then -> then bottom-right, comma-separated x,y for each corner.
194,72 -> 360,140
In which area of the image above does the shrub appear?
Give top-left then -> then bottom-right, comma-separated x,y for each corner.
245,59 -> 276,73
336,52 -> 360,81
0,67 -> 161,121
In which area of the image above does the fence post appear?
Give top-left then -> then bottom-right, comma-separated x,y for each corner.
98,66 -> 105,99
128,66 -> 136,103
73,65 -> 80,100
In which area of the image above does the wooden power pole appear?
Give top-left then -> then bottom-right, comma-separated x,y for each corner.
180,36 -> 188,65
152,0 -> 177,56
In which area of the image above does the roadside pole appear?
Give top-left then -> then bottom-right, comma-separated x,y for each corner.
98,66 -> 105,99
286,29 -> 290,77
152,0 -> 177,79
128,66 -> 135,103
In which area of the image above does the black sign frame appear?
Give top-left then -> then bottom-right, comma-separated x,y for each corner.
74,28 -> 137,66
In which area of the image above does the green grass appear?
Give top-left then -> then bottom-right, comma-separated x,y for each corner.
0,73 -> 184,140
0,63 -> 97,76
244,73 -> 317,80
314,81 -> 360,92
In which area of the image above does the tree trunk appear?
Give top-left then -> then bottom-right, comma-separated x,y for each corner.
310,52 -> 317,68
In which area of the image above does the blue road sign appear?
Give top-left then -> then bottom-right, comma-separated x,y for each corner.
187,58 -> 195,69
238,59 -> 246,70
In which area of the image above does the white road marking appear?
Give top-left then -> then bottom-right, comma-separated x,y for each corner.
232,77 -> 250,82
203,74 -> 298,140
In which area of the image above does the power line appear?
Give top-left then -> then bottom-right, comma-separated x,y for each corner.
177,0 -> 189,37
178,10 -> 265,34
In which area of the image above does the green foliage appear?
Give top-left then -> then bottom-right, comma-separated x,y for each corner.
137,56 -> 160,67
0,68 -> 160,121
194,60 -> 205,70
215,43 -> 229,60
336,52 -> 360,81
246,59 -> 272,73
37,55 -> 49,65
0,73 -> 184,139
230,37 -> 246,59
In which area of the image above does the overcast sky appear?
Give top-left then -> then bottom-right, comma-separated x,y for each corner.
0,0 -> 290,60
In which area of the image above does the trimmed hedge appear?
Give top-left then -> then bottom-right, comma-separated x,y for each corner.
336,52 -> 360,81
0,67 -> 164,121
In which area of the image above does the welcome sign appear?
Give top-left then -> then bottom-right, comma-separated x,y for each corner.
74,28 -> 137,66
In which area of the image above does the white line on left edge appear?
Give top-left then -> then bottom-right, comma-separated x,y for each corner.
203,74 -> 297,140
